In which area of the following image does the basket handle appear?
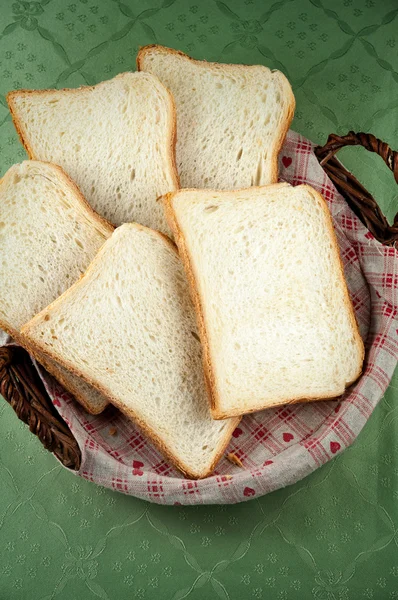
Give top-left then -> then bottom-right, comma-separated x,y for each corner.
0,346 -> 81,470
315,131 -> 398,247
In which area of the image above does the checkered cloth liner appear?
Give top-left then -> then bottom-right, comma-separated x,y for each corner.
10,131 -> 398,504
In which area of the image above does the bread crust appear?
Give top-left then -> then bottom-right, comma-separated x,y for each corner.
6,92 -> 35,161
21,224 -> 240,479
163,184 -> 365,420
159,80 -> 180,192
7,71 -> 180,206
162,192 -> 221,417
137,44 -> 295,184
302,185 -> 365,380
268,72 -> 296,183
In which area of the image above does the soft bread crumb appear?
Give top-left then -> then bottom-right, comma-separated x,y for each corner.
21,224 -> 239,478
165,183 -> 364,419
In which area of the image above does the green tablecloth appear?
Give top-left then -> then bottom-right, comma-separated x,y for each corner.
1,1 -> 397,598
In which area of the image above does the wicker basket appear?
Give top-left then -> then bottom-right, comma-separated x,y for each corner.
1,131 -> 397,473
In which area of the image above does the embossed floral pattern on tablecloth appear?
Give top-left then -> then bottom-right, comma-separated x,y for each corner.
0,0 -> 398,598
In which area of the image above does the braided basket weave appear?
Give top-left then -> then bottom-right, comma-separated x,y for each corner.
1,131 -> 397,472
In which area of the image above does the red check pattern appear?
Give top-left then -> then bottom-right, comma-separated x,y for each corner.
5,131 -> 397,505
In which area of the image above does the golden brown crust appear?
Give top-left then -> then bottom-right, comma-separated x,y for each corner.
163,182 -> 289,198
162,193 -> 222,415
21,223 -> 238,478
161,84 -> 180,192
268,74 -> 296,183
302,185 -> 365,378
137,44 -> 289,77
7,91 -> 35,161
137,45 -> 295,185
163,185 -> 365,420
137,45 -> 194,69
212,390 -> 352,420
0,320 -> 24,346
135,56 -> 180,193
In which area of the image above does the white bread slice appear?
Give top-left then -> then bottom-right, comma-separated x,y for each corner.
21,224 -> 239,478
137,45 -> 295,189
0,161 -> 113,414
163,183 -> 365,419
7,72 -> 179,236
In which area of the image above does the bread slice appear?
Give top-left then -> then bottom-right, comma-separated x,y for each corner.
0,161 -> 113,414
7,72 -> 179,236
163,183 -> 365,419
21,224 -> 239,478
34,348 -> 109,415
137,45 -> 295,189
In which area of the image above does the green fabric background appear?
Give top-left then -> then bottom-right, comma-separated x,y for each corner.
0,0 -> 397,598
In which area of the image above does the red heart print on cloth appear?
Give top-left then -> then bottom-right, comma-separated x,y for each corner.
232,427 -> 243,438
244,487 -> 256,497
132,460 -> 144,476
283,432 -> 294,442
282,156 -> 292,168
330,442 -> 341,454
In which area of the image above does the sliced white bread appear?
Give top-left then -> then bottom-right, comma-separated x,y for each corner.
0,161 -> 113,414
137,45 -> 295,189
21,224 -> 239,478
163,183 -> 365,419
7,72 -> 179,236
